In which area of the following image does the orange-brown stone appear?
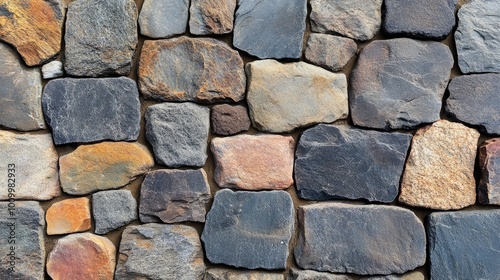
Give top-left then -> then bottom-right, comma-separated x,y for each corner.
46,197 -> 91,235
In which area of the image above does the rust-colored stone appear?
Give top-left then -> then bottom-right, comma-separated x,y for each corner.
46,197 -> 91,235
479,138 -> 500,205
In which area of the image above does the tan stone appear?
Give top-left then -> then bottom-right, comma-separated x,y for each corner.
46,197 -> 91,235
205,268 -> 284,280
399,120 -> 479,210
189,0 -> 236,35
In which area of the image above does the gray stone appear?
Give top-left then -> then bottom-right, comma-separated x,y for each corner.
202,189 -> 294,270
65,0 -> 138,77
305,34 -> 357,72
0,201 -> 45,280
310,0 -> 383,41
445,74 -> 500,135
139,169 -> 210,223
479,138 -> 500,205
350,38 -> 453,130
455,0 -> 500,74
145,102 -> 210,167
383,0 -> 457,39
295,203 -> 426,275
115,223 -> 205,280
189,0 -> 236,35
211,104 -> 250,135
247,60 -> 348,133
42,77 -> 141,145
0,43 -> 45,131
233,0 -> 306,59
42,60 -> 64,79
428,210 -> 500,279
206,268 -> 284,280
295,124 -> 411,203
92,190 -> 138,234
139,0 -> 189,38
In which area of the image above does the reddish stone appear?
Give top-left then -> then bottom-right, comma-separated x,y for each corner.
479,138 -> 500,205
211,104 -> 251,135
46,197 -> 91,235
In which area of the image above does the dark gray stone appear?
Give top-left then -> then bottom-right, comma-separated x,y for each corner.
233,0 -> 306,59
139,169 -> 210,223
305,34 -> 357,72
201,189 -> 294,270
295,124 -> 411,203
92,190 -> 138,234
295,203 -> 426,275
139,0 -> 189,38
42,77 -> 141,145
145,102 -> 210,167
479,138 -> 500,205
428,210 -> 500,279
211,104 -> 251,136
350,38 -> 453,130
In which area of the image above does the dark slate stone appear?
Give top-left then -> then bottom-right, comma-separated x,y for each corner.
383,0 -> 457,40
427,210 -> 500,279
42,77 -> 141,145
233,0 -> 306,59
445,74 -> 500,135
294,203 -> 426,275
211,104 -> 251,136
92,190 -> 138,234
201,189 -> 294,270
295,124 -> 411,203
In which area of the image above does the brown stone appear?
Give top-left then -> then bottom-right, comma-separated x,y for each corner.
479,138 -> 500,205
399,120 -> 479,210
305,34 -> 357,72
211,134 -> 295,190
189,0 -> 236,35
205,268 -> 284,280
46,197 -> 91,235
211,104 -> 251,135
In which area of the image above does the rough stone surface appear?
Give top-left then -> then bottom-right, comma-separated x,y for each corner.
295,124 -> 412,202
139,169 -> 210,223
233,0 -> 306,59
206,268 -> 284,280
92,190 -> 138,234
247,60 -> 348,133
310,0 -> 382,41
211,104 -> 251,135
139,0 -> 189,38
294,203 -> 426,275
65,0 -> 138,77
190,0 -> 236,35
350,38 -> 453,130
455,0 -> 500,74
47,233 -> 116,280
115,224 -> 205,280
211,134 -> 295,190
305,34 -> 357,72
0,201 -> 45,280
145,102 -> 210,167
399,120 -> 479,210
202,189 -> 294,270
46,197 -> 91,235
42,77 -> 141,145
428,210 -> 500,279
0,131 -> 60,200
59,141 -> 154,195
445,74 -> 500,135
288,269 -> 355,280
479,138 -> 500,205
139,37 -> 245,103
0,0 -> 64,66
42,60 -> 64,79
383,0 -> 457,39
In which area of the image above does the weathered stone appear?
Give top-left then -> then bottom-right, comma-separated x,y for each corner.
295,124 -> 411,202
145,102 -> 210,167
202,189 -> 294,270
287,269 -> 355,280
0,0 -> 64,66
211,134 -> 295,190
350,38 -> 453,130
445,74 -> 500,135
0,130 -> 60,200
0,43 -> 45,131
233,0 -> 306,59
362,272 -> 425,280
190,0 -> 236,35
59,141 -> 154,195
310,0 -> 382,41
206,268 -> 284,280
295,203 -> 426,275
428,210 -> 500,279
455,0 -> 500,74
65,0 -> 138,76
479,138 -> 500,205
42,77 -> 141,144
0,201 -> 45,280
47,233 -> 116,280
46,197 -> 91,235
115,224 -> 205,280
139,169 -> 210,223
42,60 -> 64,79
305,34 -> 357,72
383,0 -> 457,39
139,0 -> 189,38
247,60 -> 348,133
399,120 -> 479,210
211,104 -> 251,135
92,190 -> 138,234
